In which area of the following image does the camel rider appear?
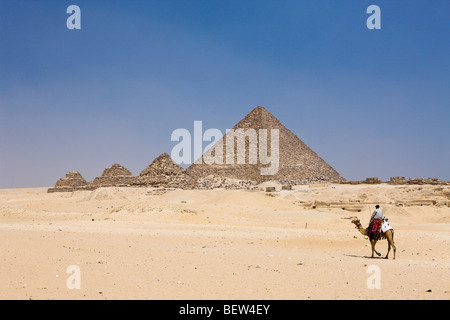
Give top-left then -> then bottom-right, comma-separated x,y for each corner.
368,205 -> 383,237
370,205 -> 383,223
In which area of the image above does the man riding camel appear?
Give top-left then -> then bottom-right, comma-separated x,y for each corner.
368,205 -> 383,238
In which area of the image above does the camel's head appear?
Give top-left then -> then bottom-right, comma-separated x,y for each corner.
351,218 -> 362,228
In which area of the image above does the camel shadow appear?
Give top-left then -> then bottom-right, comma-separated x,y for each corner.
344,254 -> 387,260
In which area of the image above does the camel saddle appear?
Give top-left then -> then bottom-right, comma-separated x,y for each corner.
368,218 -> 393,239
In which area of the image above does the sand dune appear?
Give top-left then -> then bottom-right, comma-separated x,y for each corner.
0,184 -> 449,299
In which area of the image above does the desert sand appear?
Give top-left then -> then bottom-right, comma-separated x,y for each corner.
0,183 -> 449,300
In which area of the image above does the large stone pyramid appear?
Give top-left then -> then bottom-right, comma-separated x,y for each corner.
186,106 -> 344,184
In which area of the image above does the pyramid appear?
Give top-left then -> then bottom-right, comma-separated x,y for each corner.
186,106 -> 344,184
90,163 -> 135,187
133,153 -> 194,189
48,171 -> 93,193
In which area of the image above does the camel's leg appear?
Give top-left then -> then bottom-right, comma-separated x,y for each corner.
370,239 -> 375,258
393,244 -> 396,259
385,240 -> 391,259
370,239 -> 380,258
390,231 -> 396,260
371,238 -> 381,257
384,231 -> 396,259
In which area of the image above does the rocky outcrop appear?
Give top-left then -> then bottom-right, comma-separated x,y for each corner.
364,177 -> 382,184
340,177 -> 449,185
407,177 -> 442,185
388,177 -> 447,185
194,175 -> 257,190
390,176 -> 407,185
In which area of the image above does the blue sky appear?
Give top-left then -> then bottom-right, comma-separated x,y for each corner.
0,0 -> 449,188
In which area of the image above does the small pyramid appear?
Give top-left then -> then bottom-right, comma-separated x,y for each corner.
90,163 -> 135,187
139,153 -> 184,177
48,171 -> 91,193
187,106 -> 344,184
55,171 -> 87,187
133,153 -> 194,188
100,163 -> 133,177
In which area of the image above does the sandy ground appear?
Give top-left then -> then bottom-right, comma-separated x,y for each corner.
0,184 -> 449,300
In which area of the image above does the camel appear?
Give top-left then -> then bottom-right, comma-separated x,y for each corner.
351,218 -> 396,259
